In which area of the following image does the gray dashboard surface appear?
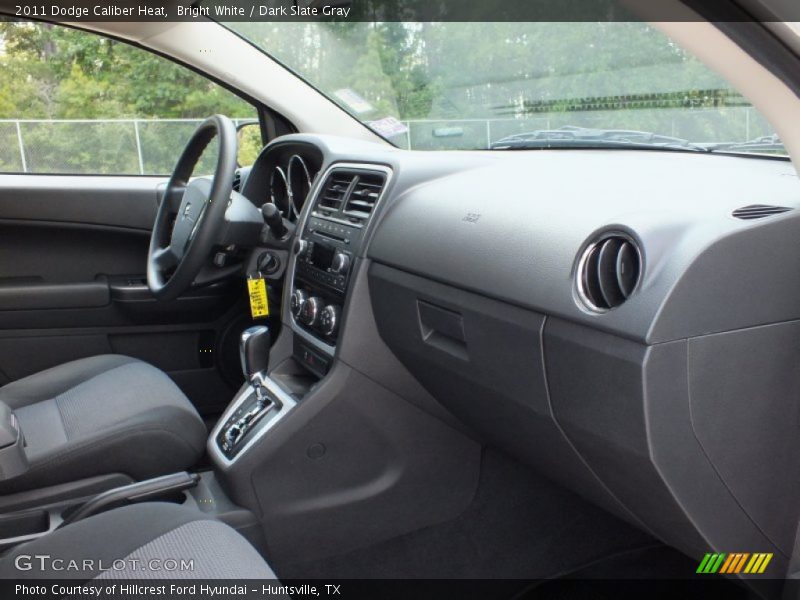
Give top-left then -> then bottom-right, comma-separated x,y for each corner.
250,134 -> 800,343
363,150 -> 800,343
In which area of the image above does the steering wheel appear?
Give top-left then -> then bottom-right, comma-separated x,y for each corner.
147,115 -> 237,301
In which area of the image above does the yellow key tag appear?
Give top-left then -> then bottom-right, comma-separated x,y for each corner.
247,277 -> 269,319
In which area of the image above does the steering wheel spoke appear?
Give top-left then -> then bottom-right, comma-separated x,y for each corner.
152,245 -> 180,271
163,184 -> 186,213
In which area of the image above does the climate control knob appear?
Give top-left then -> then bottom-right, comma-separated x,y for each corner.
319,304 -> 341,337
290,289 -> 308,318
331,251 -> 351,275
300,296 -> 324,327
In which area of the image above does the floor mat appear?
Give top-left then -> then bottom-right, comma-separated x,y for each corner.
278,448 -> 668,580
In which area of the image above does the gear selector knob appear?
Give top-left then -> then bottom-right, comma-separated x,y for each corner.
240,325 -> 271,381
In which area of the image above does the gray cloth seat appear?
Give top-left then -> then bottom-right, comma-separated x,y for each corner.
0,502 -> 278,580
0,355 -> 207,494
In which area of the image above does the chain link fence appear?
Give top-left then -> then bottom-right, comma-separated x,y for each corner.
398,106 -> 773,151
0,108 -> 774,175
0,119 -> 253,176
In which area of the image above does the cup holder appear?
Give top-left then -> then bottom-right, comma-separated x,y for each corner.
160,491 -> 189,504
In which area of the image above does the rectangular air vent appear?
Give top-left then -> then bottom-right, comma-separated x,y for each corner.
232,169 -> 242,192
316,172 -> 355,212
732,204 -> 792,220
344,173 -> 386,223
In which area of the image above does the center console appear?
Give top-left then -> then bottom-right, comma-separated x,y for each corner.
210,325 -> 297,465
210,163 -> 391,469
289,164 -> 391,376
212,372 -> 296,464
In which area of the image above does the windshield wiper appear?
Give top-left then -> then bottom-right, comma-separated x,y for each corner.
702,134 -> 786,154
490,125 -> 707,152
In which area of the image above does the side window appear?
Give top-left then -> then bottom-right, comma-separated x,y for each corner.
0,22 -> 259,175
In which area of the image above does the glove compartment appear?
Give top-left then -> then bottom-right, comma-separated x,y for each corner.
368,262 -> 641,526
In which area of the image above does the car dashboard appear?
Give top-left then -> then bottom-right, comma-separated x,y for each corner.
240,132 -> 800,577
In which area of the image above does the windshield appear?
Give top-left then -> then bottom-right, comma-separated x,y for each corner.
226,21 -> 786,156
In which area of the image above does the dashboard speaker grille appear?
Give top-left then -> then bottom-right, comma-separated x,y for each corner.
579,234 -> 641,311
732,204 -> 792,220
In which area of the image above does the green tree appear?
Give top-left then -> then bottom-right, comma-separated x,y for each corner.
0,20 -> 255,119
0,20 -> 258,173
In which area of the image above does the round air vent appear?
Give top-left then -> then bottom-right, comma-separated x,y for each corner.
577,233 -> 642,311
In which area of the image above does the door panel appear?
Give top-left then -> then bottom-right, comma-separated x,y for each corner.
0,224 -> 149,285
0,334 -> 110,384
0,175 -> 246,417
0,175 -> 162,230
0,280 -> 110,310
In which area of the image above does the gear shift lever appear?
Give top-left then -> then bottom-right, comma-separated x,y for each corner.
240,325 -> 270,383
221,326 -> 275,453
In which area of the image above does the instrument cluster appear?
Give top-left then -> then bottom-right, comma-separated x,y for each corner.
269,154 -> 317,222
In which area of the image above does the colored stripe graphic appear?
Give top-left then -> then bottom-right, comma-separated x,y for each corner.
722,553 -> 738,573
733,553 -> 749,573
743,553 -> 773,574
697,554 -> 713,573
758,554 -> 773,574
697,553 -> 727,573
719,554 -> 736,573
712,554 -> 726,573
699,553 -> 773,575
745,554 -> 759,573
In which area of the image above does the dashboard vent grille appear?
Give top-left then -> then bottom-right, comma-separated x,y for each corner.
317,172 -> 355,212
579,234 -> 642,311
732,204 -> 792,220
232,169 -> 242,192
344,173 -> 386,222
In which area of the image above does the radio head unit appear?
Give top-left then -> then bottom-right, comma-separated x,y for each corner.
290,166 -> 390,352
294,215 -> 362,294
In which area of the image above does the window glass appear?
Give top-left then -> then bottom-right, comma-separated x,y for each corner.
228,21 -> 784,155
0,21 -> 258,175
